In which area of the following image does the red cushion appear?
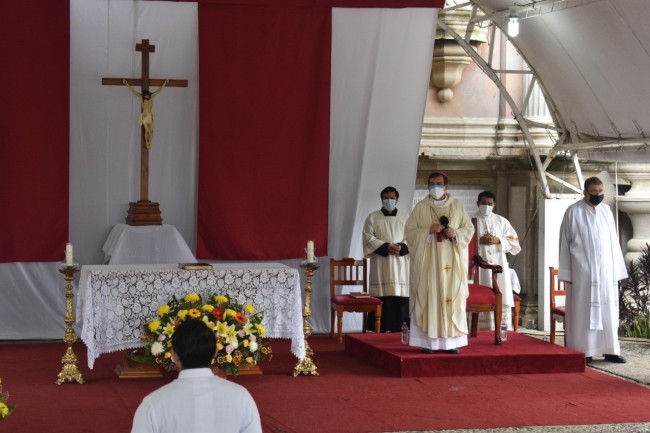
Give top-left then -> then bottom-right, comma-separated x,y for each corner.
552,306 -> 565,316
332,294 -> 382,306
467,284 -> 496,305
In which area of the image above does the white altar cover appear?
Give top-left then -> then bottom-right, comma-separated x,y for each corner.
77,263 -> 305,369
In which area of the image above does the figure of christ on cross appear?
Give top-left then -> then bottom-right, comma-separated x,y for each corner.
102,39 -> 188,226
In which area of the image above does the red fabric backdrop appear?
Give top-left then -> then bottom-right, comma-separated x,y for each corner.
0,0 -> 69,263
196,4 -> 332,260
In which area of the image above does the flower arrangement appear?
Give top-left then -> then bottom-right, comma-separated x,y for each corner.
0,378 -> 15,420
140,292 -> 271,376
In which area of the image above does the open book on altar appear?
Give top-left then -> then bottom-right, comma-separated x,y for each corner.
179,263 -> 213,270
349,292 -> 371,299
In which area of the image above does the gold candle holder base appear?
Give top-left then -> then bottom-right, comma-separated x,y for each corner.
56,263 -> 84,385
294,261 -> 319,376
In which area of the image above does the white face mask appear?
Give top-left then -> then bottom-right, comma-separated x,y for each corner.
382,199 -> 397,212
429,185 -> 445,200
478,204 -> 494,217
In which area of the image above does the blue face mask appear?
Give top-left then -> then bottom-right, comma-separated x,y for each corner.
382,199 -> 397,212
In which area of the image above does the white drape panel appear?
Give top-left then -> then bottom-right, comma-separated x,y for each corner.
319,8 -> 437,333
0,4 -> 437,339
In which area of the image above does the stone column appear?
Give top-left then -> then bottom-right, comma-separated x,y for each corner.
618,173 -> 650,264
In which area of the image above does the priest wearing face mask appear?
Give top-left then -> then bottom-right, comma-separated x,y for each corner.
362,186 -> 410,332
559,176 -> 628,364
471,191 -> 521,330
405,171 -> 474,354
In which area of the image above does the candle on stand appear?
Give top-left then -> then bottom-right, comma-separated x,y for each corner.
306,241 -> 314,263
65,243 -> 74,266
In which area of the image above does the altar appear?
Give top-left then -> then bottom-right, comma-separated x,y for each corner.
77,263 -> 306,369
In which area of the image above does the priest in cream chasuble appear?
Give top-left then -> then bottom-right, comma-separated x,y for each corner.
405,172 -> 474,352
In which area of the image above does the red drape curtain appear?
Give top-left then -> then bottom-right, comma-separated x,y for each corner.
0,0 -> 69,263
196,4 -> 331,260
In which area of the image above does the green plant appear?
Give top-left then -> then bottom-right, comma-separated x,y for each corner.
620,243 -> 650,337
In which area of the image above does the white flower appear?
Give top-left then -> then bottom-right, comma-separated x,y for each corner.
249,341 -> 258,352
151,342 -> 165,356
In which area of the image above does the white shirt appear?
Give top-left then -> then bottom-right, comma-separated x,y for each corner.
131,368 -> 262,433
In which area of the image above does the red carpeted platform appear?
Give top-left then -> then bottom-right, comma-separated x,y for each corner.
345,330 -> 586,377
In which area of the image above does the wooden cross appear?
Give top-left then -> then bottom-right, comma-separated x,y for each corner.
102,39 -> 188,226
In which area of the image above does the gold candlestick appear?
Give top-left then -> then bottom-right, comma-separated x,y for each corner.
294,261 -> 319,376
56,263 -> 84,385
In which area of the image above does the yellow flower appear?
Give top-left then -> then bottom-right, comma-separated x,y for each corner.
157,304 -> 170,317
242,323 -> 254,335
163,323 -> 175,336
188,308 -> 201,318
255,324 -> 266,336
225,308 -> 237,318
226,354 -> 233,362
214,295 -> 228,304
178,309 -> 189,319
148,320 -> 161,332
242,339 -> 249,347
164,352 -> 172,359
244,304 -> 255,314
1,402 -> 9,417
202,304 -> 214,312
245,356 -> 254,364
217,342 -> 224,351
184,293 -> 201,303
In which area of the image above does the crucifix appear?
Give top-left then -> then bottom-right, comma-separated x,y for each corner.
102,39 -> 188,226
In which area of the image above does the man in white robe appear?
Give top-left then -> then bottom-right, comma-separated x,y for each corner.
405,171 -> 474,354
471,191 -> 521,331
362,186 -> 410,332
559,176 -> 628,364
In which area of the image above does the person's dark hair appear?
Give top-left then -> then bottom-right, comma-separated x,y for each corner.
428,171 -> 448,186
477,190 -> 496,202
171,319 -> 216,369
380,186 -> 399,199
584,176 -> 603,191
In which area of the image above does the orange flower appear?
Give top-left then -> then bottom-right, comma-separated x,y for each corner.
235,312 -> 248,324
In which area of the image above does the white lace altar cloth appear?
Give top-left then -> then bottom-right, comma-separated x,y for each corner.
77,263 -> 305,369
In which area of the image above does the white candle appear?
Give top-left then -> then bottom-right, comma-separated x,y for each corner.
65,243 -> 74,266
306,240 -> 314,263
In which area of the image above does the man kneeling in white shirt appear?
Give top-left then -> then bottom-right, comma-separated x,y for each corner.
131,319 -> 262,433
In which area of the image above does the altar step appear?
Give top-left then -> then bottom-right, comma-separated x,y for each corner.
345,330 -> 585,377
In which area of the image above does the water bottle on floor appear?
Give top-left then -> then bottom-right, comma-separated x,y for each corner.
500,320 -> 508,342
401,322 -> 409,345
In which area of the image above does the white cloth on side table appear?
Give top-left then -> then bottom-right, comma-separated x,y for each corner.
102,224 -> 196,265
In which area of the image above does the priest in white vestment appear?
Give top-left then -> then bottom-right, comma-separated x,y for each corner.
362,186 -> 410,332
559,176 -> 628,364
471,191 -> 521,331
405,171 -> 474,354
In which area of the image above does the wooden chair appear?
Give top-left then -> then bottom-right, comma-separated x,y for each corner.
329,258 -> 382,344
467,219 -> 503,345
549,266 -> 567,346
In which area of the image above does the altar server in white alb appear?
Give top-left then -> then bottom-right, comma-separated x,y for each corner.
362,186 -> 410,332
405,171 -> 474,354
559,176 -> 628,364
472,191 -> 521,330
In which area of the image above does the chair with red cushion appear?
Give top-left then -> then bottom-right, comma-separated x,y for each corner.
467,218 -> 503,345
329,258 -> 382,344
549,266 -> 567,346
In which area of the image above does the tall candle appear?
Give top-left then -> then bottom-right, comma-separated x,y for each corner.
306,240 -> 314,263
65,243 -> 74,266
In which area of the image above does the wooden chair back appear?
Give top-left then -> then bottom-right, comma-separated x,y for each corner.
549,266 -> 567,345
329,258 -> 382,343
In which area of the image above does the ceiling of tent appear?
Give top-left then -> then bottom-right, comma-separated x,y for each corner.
468,0 -> 650,163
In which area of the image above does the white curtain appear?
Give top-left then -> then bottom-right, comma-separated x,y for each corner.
0,2 -> 437,339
